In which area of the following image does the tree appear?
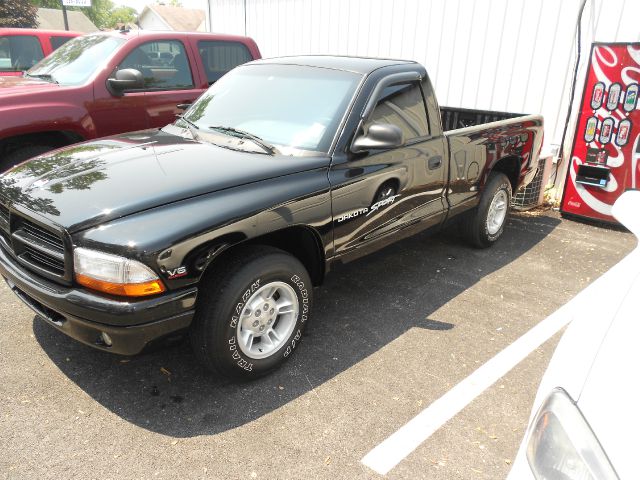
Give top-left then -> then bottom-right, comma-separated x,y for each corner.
0,0 -> 38,28
108,6 -> 136,27
157,0 -> 182,7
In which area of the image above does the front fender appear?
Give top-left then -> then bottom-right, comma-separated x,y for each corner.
0,102 -> 95,142
74,168 -> 332,290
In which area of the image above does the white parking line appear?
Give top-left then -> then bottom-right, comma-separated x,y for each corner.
361,308 -> 572,475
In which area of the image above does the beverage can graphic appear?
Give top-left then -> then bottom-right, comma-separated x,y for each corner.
591,82 -> 605,109
606,83 -> 622,110
599,117 -> 614,144
623,83 -> 638,112
584,116 -> 598,142
616,118 -> 631,146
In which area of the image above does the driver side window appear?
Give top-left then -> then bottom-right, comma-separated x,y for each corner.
119,40 -> 193,90
364,81 -> 429,142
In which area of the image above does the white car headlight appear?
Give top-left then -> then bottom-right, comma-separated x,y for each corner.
73,247 -> 165,297
526,388 -> 618,480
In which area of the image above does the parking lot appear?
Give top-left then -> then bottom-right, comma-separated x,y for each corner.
0,210 -> 635,480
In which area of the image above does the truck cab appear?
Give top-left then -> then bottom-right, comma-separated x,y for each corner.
0,28 -> 80,76
0,29 -> 261,170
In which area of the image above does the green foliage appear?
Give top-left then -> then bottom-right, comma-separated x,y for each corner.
109,6 -> 136,27
0,0 -> 38,28
30,0 -> 137,29
158,0 -> 183,6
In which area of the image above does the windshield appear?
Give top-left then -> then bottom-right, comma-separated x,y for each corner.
27,34 -> 125,86
178,64 -> 362,154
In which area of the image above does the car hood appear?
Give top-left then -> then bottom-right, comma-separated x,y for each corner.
0,75 -> 60,97
0,128 -> 329,232
574,261 -> 640,480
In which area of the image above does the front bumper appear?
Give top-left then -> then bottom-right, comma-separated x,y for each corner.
0,243 -> 197,355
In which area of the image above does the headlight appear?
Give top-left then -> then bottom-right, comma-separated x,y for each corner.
526,388 -> 618,480
73,247 -> 165,297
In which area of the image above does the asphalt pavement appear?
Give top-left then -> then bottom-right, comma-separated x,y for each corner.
0,210 -> 635,479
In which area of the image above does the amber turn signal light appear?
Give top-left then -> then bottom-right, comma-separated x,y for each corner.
75,273 -> 166,297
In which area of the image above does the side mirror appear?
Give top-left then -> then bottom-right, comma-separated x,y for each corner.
351,123 -> 404,153
107,68 -> 144,94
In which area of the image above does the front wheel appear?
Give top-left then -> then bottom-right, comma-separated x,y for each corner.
462,172 -> 512,248
190,246 -> 312,379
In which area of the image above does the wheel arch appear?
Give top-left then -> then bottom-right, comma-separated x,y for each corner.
0,130 -> 85,156
198,225 -> 326,287
489,155 -> 522,193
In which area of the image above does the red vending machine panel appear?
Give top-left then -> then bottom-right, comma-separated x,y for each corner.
561,42 -> 640,224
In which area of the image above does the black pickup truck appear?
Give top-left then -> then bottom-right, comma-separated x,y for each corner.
0,56 -> 543,378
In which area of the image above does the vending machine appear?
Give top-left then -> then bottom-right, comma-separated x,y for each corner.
561,42 -> 640,224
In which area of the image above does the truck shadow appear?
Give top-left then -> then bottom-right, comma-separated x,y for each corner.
33,213 -> 560,437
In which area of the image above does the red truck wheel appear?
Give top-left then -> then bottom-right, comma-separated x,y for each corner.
190,245 -> 312,379
463,172 -> 512,248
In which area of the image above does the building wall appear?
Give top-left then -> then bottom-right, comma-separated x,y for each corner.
206,0 -> 640,155
138,9 -> 171,31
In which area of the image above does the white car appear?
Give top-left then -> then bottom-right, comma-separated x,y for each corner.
508,189 -> 640,480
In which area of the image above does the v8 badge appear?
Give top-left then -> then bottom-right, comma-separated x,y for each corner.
166,266 -> 188,279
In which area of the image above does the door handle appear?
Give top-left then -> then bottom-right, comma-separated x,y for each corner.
428,155 -> 442,170
177,103 -> 191,111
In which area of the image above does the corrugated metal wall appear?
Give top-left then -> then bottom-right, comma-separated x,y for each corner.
207,0 -> 640,151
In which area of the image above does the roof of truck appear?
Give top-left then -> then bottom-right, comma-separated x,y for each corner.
251,55 -> 416,74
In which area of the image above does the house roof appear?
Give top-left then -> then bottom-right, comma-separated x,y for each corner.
141,5 -> 205,32
36,7 -> 98,33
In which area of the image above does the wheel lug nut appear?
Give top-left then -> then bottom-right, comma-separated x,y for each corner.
263,304 -> 269,310
259,326 -> 265,331
252,320 -> 259,327
270,308 -> 275,315
255,310 -> 261,317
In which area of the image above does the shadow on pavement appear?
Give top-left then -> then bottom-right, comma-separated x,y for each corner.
33,213 -> 560,437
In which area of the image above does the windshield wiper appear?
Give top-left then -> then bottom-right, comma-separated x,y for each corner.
25,73 -> 58,84
208,125 -> 278,155
176,116 -> 199,130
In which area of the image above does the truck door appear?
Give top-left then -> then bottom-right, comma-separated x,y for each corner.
329,75 -> 447,257
120,39 -> 203,129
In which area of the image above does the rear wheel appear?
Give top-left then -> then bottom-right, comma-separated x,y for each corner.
462,172 -> 512,248
1,145 -> 53,172
190,246 -> 312,379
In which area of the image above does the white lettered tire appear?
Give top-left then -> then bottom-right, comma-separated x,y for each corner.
190,245 -> 312,379
463,172 -> 512,248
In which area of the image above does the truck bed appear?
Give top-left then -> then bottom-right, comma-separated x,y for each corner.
440,106 -> 525,131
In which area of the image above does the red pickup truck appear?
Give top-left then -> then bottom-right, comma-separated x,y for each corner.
0,28 -> 81,76
0,29 -> 261,170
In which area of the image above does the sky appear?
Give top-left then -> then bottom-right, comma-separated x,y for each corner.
111,0 -> 209,14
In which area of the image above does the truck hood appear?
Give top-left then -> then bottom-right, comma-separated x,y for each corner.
0,75 -> 61,98
0,128 -> 329,232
